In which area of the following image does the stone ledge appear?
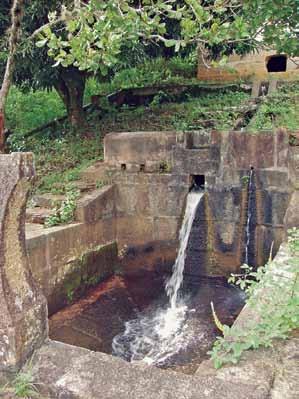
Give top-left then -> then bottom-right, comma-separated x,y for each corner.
29,340 -> 277,399
75,185 -> 115,223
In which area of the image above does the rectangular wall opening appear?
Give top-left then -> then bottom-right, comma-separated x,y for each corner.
267,55 -> 287,72
190,175 -> 205,190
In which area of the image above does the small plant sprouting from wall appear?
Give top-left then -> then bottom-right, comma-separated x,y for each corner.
241,175 -> 250,186
209,228 -> 299,369
1,368 -> 40,398
45,187 -> 80,228
159,160 -> 171,174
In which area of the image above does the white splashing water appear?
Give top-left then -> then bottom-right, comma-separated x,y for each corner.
112,191 -> 204,365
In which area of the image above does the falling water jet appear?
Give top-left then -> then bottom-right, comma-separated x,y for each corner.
245,167 -> 254,266
112,190 -> 204,365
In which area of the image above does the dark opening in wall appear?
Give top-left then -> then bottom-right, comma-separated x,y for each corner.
267,55 -> 287,72
140,164 -> 145,172
121,164 -> 126,171
190,175 -> 205,190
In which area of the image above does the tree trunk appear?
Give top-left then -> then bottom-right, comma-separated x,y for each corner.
54,68 -> 87,131
0,0 -> 24,152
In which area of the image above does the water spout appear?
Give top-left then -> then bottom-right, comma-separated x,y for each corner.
245,168 -> 254,265
112,190 -> 204,365
166,191 -> 204,309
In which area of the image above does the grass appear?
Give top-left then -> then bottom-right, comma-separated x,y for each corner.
5,55 -> 198,137
86,90 -> 251,135
8,86 -> 250,195
248,81 -> 299,131
5,58 -> 299,197
18,132 -> 104,195
6,86 -> 65,135
0,369 -> 40,398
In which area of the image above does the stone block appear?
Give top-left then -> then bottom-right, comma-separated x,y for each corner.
26,207 -> 55,224
255,190 -> 290,226
149,183 -> 188,218
80,161 -> 110,183
289,146 -> 299,186
225,131 -> 275,169
75,185 -> 115,223
115,184 -> 151,216
0,153 -> 47,374
205,189 -> 244,222
104,131 -> 177,165
255,169 -> 290,191
254,225 -> 286,266
173,147 -> 220,175
116,216 -> 155,247
26,228 -> 50,294
31,193 -> 65,209
153,216 -> 180,241
47,241 -> 118,315
284,191 -> 299,229
185,131 -> 211,148
120,240 -> 177,275
276,128 -> 290,168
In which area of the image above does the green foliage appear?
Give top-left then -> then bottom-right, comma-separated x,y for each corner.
210,228 -> 299,369
40,0 -> 298,75
40,0 -> 174,73
6,86 -> 65,135
0,369 -> 40,398
241,175 -> 250,185
9,131 -> 103,194
159,160 -> 172,173
6,54 -> 197,138
248,91 -> 299,132
45,187 -> 80,227
95,180 -> 106,189
111,55 -> 197,89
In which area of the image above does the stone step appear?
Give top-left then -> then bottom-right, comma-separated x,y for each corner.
71,180 -> 96,193
32,182 -> 97,210
80,161 -> 110,183
31,193 -> 65,209
26,207 -> 55,224
75,185 -> 114,223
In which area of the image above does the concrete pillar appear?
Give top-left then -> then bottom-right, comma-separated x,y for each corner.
0,153 -> 48,376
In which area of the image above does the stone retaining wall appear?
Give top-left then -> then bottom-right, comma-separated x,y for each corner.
26,186 -> 117,315
82,129 -> 297,276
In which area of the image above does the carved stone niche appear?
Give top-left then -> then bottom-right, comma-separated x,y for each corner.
0,153 -> 48,376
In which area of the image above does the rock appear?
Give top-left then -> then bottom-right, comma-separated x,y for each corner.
271,338 -> 299,399
26,207 -> 55,224
32,193 -> 65,209
0,153 -> 47,376
30,340 -> 273,399
284,191 -> 299,228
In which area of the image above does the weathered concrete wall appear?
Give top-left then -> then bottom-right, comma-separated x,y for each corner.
26,185 -> 118,315
25,128 -> 298,305
198,50 -> 299,82
104,131 -> 177,171
83,129 -> 297,277
0,153 -> 47,376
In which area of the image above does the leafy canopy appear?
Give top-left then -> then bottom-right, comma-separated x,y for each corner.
38,0 -> 299,73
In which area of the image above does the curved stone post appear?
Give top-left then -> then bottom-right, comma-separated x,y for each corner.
0,153 -> 48,375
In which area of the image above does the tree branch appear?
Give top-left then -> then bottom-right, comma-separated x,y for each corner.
0,0 -> 24,112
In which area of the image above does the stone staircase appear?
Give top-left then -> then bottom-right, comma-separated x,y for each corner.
26,180 -> 104,226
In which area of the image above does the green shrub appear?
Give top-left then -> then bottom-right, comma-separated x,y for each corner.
45,187 -> 80,227
210,228 -> 299,369
6,86 -> 65,135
